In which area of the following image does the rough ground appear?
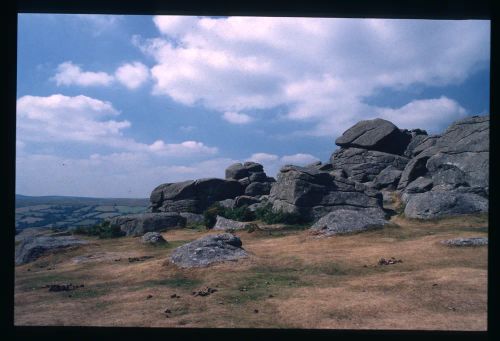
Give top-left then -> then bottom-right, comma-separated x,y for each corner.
14,214 -> 487,330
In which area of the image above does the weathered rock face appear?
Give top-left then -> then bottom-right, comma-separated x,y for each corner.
141,232 -> 167,244
170,233 -> 248,268
330,148 -> 409,183
15,236 -> 88,265
398,115 -> 489,192
180,212 -> 204,225
213,216 -> 255,231
441,237 -> 488,247
403,190 -> 488,219
335,118 -> 412,155
372,165 -> 403,190
310,209 -> 390,236
268,165 -> 385,221
225,162 -> 275,198
109,212 -> 186,236
150,178 -> 243,214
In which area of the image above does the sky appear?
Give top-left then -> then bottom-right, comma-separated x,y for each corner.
16,14 -> 490,198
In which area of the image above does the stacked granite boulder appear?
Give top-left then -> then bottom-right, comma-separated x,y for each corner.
396,115 -> 489,219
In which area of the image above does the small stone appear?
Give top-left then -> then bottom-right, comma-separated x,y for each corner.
268,294 -> 274,298
147,295 -> 153,299
254,309 -> 259,313
164,309 -> 171,314
432,284 -> 438,287
27,268 -> 31,272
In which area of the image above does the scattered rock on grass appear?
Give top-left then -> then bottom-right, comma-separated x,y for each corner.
192,287 -> 218,297
378,257 -> 403,265
44,283 -> 84,292
441,237 -> 488,247
128,256 -> 154,263
141,232 -> 167,245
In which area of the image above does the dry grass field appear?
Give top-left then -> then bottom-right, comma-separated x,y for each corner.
14,213 -> 488,330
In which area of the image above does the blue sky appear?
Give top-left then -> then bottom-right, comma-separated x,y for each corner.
16,14 -> 490,198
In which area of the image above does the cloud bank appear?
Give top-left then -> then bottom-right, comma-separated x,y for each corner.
141,17 -> 489,135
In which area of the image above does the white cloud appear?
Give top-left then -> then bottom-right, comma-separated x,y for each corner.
376,96 -> 467,133
52,61 -> 114,87
222,111 -> 253,124
115,61 -> 150,89
281,153 -> 320,165
16,94 -> 218,157
247,152 -> 319,177
141,16 -> 489,136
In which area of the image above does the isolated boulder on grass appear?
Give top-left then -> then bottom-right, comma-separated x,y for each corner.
170,233 -> 248,268
310,209 -> 390,236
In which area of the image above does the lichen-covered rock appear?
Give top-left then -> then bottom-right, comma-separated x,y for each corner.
441,237 -> 488,247
404,191 -> 488,219
141,232 -> 167,244
335,118 -> 412,155
213,216 -> 255,231
330,148 -> 409,183
398,115 -> 489,193
310,209 -> 390,236
244,182 -> 273,196
180,212 -> 205,225
150,178 -> 243,213
15,236 -> 88,265
268,164 -> 385,221
233,195 -> 261,208
170,233 -> 248,268
372,165 -> 403,190
109,212 -> 186,236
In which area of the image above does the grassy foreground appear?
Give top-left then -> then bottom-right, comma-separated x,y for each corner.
14,214 -> 488,330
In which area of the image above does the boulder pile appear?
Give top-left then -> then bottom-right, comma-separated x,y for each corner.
105,114 -> 488,240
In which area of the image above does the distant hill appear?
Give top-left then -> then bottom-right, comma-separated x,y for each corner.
16,194 -> 149,208
15,194 -> 150,231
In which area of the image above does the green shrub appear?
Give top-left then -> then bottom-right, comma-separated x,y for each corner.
203,203 -> 256,229
203,204 -> 225,229
223,205 -> 255,222
254,203 -> 304,225
71,220 -> 125,238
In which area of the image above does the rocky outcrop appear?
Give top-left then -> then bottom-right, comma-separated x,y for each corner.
330,148 -> 409,183
170,233 -> 248,268
213,216 -> 256,231
398,115 -> 489,193
180,212 -> 204,225
335,118 -> 412,155
109,212 -> 186,236
403,190 -> 488,219
150,178 -> 243,214
268,164 -> 385,222
226,162 -> 275,198
310,209 -> 390,236
15,236 -> 88,265
141,232 -> 167,244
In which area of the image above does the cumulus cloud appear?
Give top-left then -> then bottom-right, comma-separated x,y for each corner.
376,96 -> 467,133
52,61 -> 114,87
222,111 -> 253,124
140,16 -> 489,137
115,61 -> 150,89
16,94 -> 218,157
52,61 -> 150,89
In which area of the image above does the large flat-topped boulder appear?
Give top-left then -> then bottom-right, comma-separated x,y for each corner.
150,178 -> 243,214
330,148 -> 409,183
335,118 -> 411,155
310,209 -> 390,236
170,233 -> 248,268
15,236 -> 88,265
109,212 -> 186,236
404,190 -> 488,219
268,164 -> 385,221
